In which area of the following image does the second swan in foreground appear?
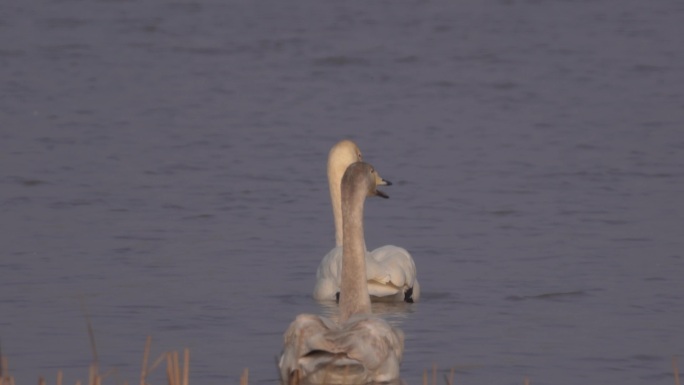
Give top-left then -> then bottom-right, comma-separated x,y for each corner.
313,140 -> 420,303
279,162 -> 404,385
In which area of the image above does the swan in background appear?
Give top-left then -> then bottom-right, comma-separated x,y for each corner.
313,140 -> 420,303
280,162 -> 404,385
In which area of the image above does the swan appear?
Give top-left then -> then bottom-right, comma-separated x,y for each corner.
313,140 -> 420,303
279,162 -> 405,385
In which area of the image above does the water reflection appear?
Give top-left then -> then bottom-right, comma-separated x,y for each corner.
505,290 -> 589,303
296,378 -> 404,385
317,300 -> 415,326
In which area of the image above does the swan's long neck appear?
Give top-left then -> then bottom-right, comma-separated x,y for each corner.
338,181 -> 371,323
328,161 -> 344,247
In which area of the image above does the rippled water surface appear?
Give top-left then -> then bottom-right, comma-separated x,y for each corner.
1,1 -> 683,384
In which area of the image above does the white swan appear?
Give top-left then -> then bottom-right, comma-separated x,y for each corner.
313,140 -> 420,303
279,162 -> 405,385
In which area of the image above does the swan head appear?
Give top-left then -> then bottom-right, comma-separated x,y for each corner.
328,140 -> 363,176
328,140 -> 391,187
342,162 -> 390,199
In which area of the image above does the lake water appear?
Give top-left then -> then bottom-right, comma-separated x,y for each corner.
1,0 -> 683,384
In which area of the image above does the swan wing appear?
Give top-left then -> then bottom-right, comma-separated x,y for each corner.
333,314 -> 404,382
279,314 -> 403,385
315,245 -> 420,302
337,315 -> 404,362
366,245 -> 420,301
313,246 -> 343,301
280,314 -> 340,383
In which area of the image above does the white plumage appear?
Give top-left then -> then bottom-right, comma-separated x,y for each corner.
280,162 -> 405,385
313,140 -> 420,302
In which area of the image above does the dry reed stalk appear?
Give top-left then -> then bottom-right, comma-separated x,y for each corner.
432,364 -> 437,385
88,363 -> 96,385
75,381 -> 81,385
1,350 -> 12,385
171,353 -> 177,385
523,376 -> 530,385
174,351 -> 181,385
165,352 -> 175,385
422,368 -> 427,385
81,301 -> 99,367
674,356 -> 681,385
444,367 -> 455,385
90,362 -> 105,385
165,353 -> 172,385
56,370 -> 63,385
182,349 -> 189,385
239,368 -> 249,385
149,352 -> 167,374
164,350 -> 187,385
38,376 -> 45,385
0,354 -> 6,379
140,336 -> 152,385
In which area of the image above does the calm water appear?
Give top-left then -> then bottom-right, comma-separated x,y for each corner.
1,1 -> 683,384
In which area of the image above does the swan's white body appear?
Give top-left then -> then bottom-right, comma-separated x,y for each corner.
315,245 -> 419,302
313,140 -> 420,303
280,162 -> 404,385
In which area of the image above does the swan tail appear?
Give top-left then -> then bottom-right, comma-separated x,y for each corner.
279,314 -> 403,384
366,245 -> 419,301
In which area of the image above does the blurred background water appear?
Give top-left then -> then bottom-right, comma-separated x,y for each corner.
1,0 -> 683,384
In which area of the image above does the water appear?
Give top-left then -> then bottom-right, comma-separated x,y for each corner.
1,0 -> 683,384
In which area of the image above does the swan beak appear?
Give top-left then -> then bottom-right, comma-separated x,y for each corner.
375,188 -> 389,199
373,170 -> 390,198
375,174 -> 392,186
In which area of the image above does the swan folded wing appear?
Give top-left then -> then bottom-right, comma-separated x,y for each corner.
313,247 -> 344,300
316,247 -> 344,279
315,247 -> 389,300
332,315 -> 405,382
366,281 -> 404,298
280,314 -> 404,384
316,245 -> 419,301
366,245 -> 417,290
281,315 -> 333,372
336,315 -> 404,364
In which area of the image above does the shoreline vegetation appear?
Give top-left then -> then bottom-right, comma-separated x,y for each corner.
0,338 -> 680,385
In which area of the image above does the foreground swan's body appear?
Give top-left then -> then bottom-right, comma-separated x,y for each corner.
279,163 -> 405,385
313,140 -> 420,303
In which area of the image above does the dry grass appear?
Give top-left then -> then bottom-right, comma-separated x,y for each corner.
0,335 -> 189,385
0,346 -> 680,385
674,355 -> 681,385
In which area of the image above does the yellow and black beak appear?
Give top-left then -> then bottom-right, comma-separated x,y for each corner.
374,172 -> 391,199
